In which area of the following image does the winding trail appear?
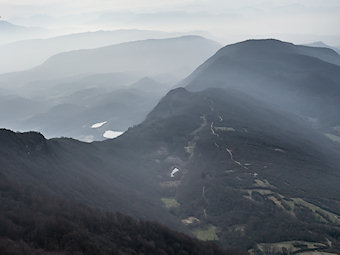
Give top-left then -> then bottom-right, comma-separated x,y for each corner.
226,146 -> 249,170
210,122 -> 220,137
203,209 -> 207,219
202,186 -> 208,219
185,115 -> 207,158
209,100 -> 214,112
202,186 -> 208,203
211,121 -> 249,171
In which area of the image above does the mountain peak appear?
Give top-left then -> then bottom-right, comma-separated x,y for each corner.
233,38 -> 289,46
0,129 -> 46,153
176,35 -> 210,41
305,41 -> 340,55
0,20 -> 25,30
145,87 -> 192,121
308,41 -> 329,47
216,39 -> 295,57
214,38 -> 339,60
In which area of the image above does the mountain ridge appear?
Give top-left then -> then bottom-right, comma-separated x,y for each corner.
182,39 -> 340,135
3,84 -> 340,252
1,38 -> 340,254
0,35 -> 221,92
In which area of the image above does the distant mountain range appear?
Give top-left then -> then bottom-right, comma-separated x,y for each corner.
0,20 -> 26,32
0,29 -> 200,74
0,36 -> 221,140
1,39 -> 340,254
0,20 -> 47,45
20,77 -> 173,141
305,41 -> 340,54
0,35 -> 220,91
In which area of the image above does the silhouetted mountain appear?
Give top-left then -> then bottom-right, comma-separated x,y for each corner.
0,36 -> 220,92
183,39 -> 340,135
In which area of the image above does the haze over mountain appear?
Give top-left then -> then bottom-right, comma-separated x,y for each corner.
0,20 -> 48,45
1,0 -> 340,253
0,35 -> 220,140
0,75 -> 172,141
0,35 -> 220,93
0,29 -> 203,74
183,39 -> 340,138
21,77 -> 173,141
1,14 -> 340,254
1,39 -> 340,253
1,83 -> 340,254
305,41 -> 340,54
4,0 -> 340,46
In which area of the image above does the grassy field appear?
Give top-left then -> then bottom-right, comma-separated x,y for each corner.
325,133 -> 340,143
249,241 -> 328,255
292,198 -> 340,225
192,224 -> 218,241
298,252 -> 338,255
214,126 -> 236,132
161,197 -> 180,208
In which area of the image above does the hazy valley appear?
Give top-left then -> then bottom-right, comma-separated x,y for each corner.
1,7 -> 340,255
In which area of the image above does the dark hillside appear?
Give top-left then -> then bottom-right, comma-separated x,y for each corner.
0,174 -> 236,255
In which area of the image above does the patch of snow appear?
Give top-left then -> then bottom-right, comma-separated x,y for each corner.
181,217 -> 200,225
171,167 -> 180,177
91,121 -> 107,128
103,130 -> 123,139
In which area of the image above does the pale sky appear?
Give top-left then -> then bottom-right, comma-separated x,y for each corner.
1,0 -> 340,45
